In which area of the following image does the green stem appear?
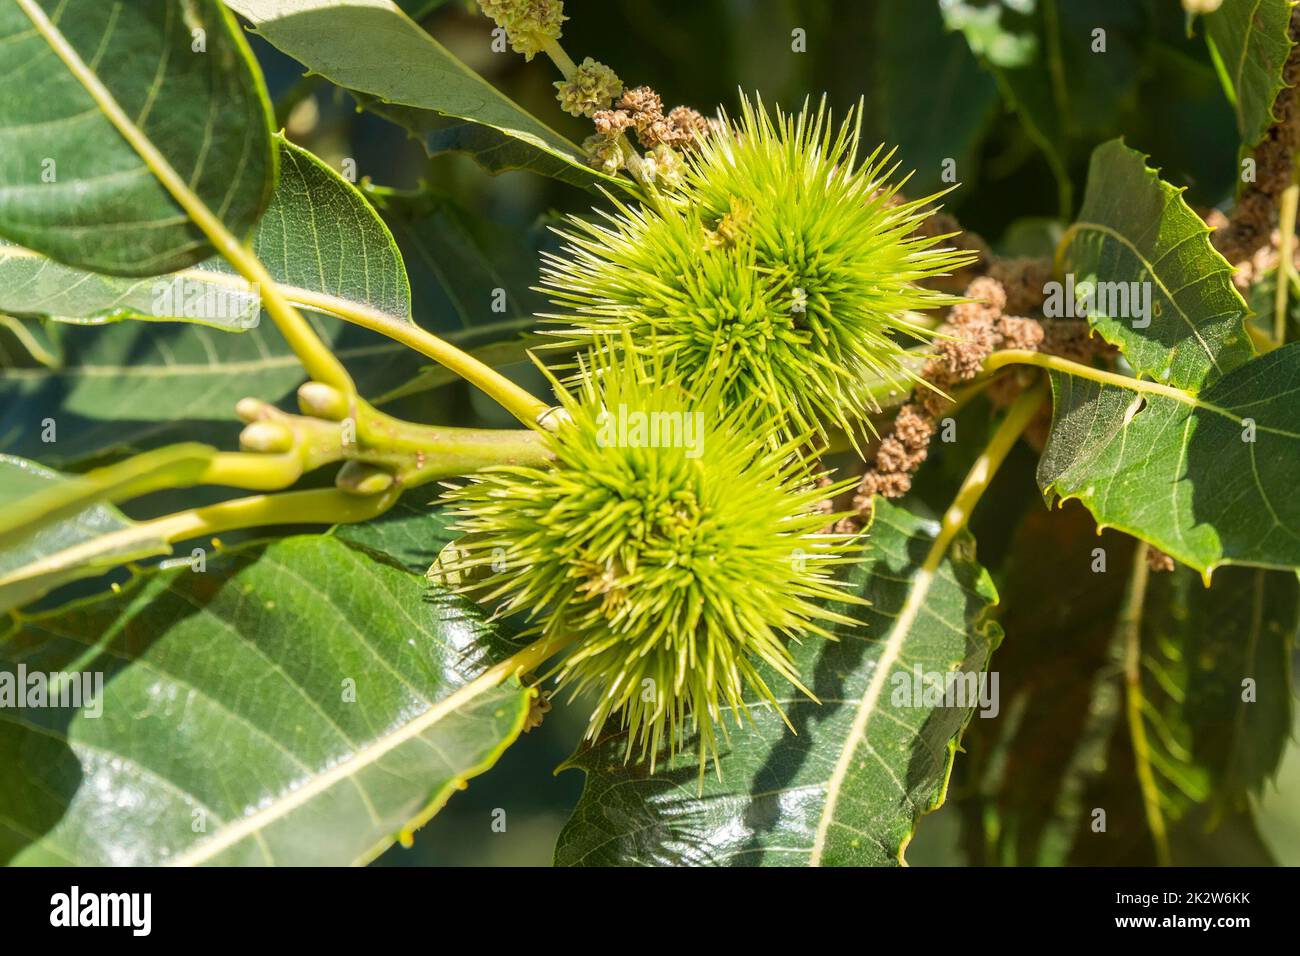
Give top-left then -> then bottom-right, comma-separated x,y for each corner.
302,289 -> 552,429
1120,541 -> 1171,866
982,350 -> 1196,407
2,488 -> 398,600
351,423 -> 553,488
932,380 -> 1048,547
158,487 -> 401,542
0,242 -> 553,430
370,328 -> 548,406
1276,171 -> 1299,345
540,36 -> 578,78
15,0 -> 355,398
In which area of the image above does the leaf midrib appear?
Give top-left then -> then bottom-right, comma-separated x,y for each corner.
808,510 -> 946,866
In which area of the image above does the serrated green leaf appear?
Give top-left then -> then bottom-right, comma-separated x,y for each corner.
223,0 -> 617,189
0,0 -> 275,276
0,535 -> 533,865
1037,344 -> 1300,575
1203,0 -> 1296,147
553,499 -> 1001,867
1059,140 -> 1252,391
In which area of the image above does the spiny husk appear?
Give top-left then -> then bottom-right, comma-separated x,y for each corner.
442,349 -> 866,776
541,95 -> 973,446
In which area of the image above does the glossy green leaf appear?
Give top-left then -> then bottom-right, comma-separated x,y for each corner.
1037,344 -> 1300,575
553,499 -> 1002,867
0,0 -> 275,276
1059,140 -> 1252,391
1203,0 -> 1296,147
1,535 -> 533,865
224,0 -> 615,189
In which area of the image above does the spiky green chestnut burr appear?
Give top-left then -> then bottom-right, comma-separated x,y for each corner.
442,350 -> 864,774
541,96 -> 974,444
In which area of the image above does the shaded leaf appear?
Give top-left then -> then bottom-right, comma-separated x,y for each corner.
0,314 -> 61,368
331,490 -> 455,575
956,503 -> 1136,866
1138,564 -> 1297,815
943,0 -> 1145,216
870,0 -> 1000,197
373,187 -> 545,333
1254,705 -> 1300,865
